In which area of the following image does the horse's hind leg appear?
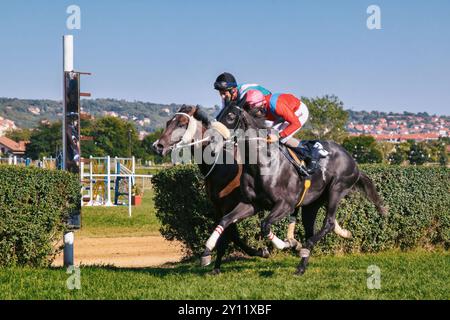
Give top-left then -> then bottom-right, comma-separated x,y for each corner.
229,224 -> 270,258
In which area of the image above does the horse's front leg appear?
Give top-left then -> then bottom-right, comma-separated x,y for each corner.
261,202 -> 296,251
296,191 -> 343,276
201,202 -> 255,267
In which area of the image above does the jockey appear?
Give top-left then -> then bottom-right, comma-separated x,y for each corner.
244,89 -> 327,174
214,72 -> 271,108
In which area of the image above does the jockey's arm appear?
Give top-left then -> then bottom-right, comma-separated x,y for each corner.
275,100 -> 302,143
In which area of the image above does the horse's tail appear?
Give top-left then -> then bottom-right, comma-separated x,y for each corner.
355,172 -> 388,216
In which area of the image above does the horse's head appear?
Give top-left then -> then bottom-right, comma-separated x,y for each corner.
152,105 -> 209,156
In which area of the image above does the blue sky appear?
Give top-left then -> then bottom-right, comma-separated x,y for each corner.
0,0 -> 449,115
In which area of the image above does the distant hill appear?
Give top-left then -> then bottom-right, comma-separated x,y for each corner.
1,97 -> 448,134
0,98 -> 219,132
347,109 -> 450,124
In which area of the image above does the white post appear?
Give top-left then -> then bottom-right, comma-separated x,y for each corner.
80,161 -> 85,207
13,156 -> 17,165
128,175 -> 132,217
63,35 -> 74,268
105,156 -> 113,206
8,156 -> 12,165
89,156 -> 93,204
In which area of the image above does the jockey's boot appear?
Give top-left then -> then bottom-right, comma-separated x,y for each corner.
293,143 -> 321,175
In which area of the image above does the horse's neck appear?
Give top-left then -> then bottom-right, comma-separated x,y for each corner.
197,145 -> 238,182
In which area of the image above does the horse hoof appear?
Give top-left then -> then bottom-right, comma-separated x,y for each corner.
201,255 -> 212,267
261,247 -> 270,258
294,268 -> 306,276
210,268 -> 221,276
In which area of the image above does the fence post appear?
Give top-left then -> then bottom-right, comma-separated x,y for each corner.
89,156 -> 93,204
105,156 -> 113,206
128,175 -> 132,217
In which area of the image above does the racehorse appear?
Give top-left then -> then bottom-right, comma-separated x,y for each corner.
152,105 -> 269,274
209,101 -> 387,275
153,105 -> 354,273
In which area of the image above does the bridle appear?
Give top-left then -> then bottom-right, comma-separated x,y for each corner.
170,112 -> 229,179
170,112 -> 211,150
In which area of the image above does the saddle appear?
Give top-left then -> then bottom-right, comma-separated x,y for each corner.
279,145 -> 309,176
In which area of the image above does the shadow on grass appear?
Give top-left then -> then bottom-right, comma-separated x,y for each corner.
49,254 -> 279,278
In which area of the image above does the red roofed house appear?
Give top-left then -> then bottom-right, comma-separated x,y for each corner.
0,136 -> 27,156
371,133 -> 440,142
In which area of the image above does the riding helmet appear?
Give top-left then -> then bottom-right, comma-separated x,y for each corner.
214,72 -> 237,91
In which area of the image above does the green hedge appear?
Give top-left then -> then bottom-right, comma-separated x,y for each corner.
0,165 -> 80,267
152,165 -> 449,257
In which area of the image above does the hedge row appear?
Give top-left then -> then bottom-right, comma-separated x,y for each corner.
152,164 -> 449,257
0,165 -> 81,267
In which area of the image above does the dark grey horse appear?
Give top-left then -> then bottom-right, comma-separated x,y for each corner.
153,105 -> 363,274
205,101 -> 387,275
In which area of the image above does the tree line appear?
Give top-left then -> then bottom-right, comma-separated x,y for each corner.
4,95 -> 448,166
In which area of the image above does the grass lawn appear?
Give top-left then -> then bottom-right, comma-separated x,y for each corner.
78,190 -> 160,237
2,184 -> 448,300
0,250 -> 448,299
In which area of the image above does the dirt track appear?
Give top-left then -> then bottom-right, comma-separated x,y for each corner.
53,236 -> 184,268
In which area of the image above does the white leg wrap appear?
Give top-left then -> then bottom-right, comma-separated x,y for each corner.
268,231 -> 287,250
300,248 -> 310,258
205,225 -> 223,251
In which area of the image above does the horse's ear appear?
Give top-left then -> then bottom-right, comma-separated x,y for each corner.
178,104 -> 190,114
194,106 -> 210,127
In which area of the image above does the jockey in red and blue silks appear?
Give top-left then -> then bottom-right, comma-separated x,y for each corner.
214,72 -> 271,108
244,89 -> 327,174
245,90 -> 309,146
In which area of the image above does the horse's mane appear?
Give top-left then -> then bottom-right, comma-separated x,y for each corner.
243,107 -> 267,130
178,105 -> 211,127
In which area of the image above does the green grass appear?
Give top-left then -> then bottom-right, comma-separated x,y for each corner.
0,250 -> 448,299
135,167 -> 165,175
78,190 -> 160,237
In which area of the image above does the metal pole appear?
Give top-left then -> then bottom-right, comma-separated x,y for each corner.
128,175 -> 132,217
89,155 -> 93,204
128,130 -> 132,158
63,35 -> 74,268
80,161 -> 84,207
105,155 -> 113,206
